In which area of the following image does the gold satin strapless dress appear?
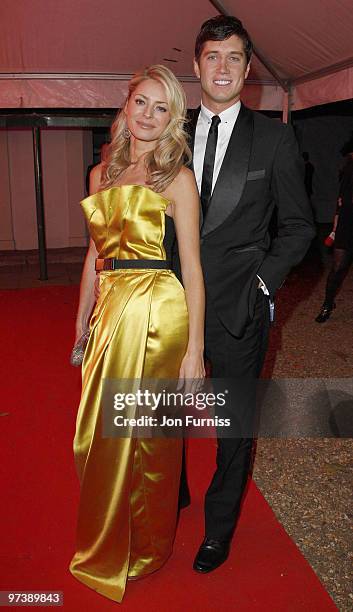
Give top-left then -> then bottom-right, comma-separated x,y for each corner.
69,185 -> 189,602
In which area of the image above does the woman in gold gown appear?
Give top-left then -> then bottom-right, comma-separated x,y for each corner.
69,65 -> 205,602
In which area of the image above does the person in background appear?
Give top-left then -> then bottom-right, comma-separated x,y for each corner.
315,136 -> 353,322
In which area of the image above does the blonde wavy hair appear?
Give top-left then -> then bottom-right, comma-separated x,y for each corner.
101,65 -> 191,193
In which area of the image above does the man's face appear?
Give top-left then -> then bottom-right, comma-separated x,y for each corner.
194,35 -> 250,113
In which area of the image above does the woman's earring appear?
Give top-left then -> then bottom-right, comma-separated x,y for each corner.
123,127 -> 131,139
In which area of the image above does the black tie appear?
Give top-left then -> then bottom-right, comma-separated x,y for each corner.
201,115 -> 221,216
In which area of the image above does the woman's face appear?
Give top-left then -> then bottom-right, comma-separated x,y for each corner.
125,78 -> 171,143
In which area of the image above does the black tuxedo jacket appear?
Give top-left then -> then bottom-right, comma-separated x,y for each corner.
183,104 -> 315,337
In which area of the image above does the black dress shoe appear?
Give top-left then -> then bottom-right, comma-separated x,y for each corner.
315,302 -> 336,323
193,537 -> 230,573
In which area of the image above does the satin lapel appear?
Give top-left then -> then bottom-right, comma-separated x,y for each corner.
201,105 -> 254,238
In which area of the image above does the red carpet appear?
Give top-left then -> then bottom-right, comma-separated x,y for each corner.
0,286 -> 337,611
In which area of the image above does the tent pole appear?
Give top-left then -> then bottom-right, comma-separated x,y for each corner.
282,85 -> 293,124
282,92 -> 288,124
209,0 -> 289,92
32,127 -> 48,280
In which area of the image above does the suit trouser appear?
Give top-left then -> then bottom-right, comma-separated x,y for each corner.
204,288 -> 270,541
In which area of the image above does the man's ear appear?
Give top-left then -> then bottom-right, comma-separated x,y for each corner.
193,58 -> 201,79
245,62 -> 251,80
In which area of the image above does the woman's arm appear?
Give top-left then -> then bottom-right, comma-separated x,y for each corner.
75,164 -> 102,342
168,167 -> 205,379
75,238 -> 98,342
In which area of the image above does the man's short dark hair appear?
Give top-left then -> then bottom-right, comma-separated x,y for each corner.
195,15 -> 253,65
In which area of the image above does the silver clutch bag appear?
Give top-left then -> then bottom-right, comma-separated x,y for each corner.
70,331 -> 90,367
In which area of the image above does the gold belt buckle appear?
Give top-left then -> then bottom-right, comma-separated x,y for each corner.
95,258 -> 105,272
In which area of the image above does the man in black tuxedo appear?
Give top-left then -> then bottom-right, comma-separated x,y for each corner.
188,16 -> 315,573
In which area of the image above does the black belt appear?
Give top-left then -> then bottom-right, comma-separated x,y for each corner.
95,258 -> 172,271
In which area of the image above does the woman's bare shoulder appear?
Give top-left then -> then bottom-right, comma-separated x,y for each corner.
89,162 -> 104,195
175,165 -> 196,185
164,166 -> 197,199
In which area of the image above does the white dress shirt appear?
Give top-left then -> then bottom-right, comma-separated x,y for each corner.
194,100 -> 272,313
193,100 -> 241,194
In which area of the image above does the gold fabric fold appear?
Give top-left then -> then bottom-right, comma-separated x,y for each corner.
70,186 -> 188,602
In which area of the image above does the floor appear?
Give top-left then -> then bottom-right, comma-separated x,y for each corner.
1,246 -> 352,611
0,247 -> 86,289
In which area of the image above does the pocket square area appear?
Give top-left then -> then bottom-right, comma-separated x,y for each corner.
247,169 -> 266,180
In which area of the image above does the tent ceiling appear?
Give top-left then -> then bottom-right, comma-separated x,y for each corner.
0,0 -> 352,110
0,0 -> 274,81
222,0 -> 353,83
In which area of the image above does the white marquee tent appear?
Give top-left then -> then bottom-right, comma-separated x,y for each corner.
1,0 -> 353,113
0,0 -> 352,257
